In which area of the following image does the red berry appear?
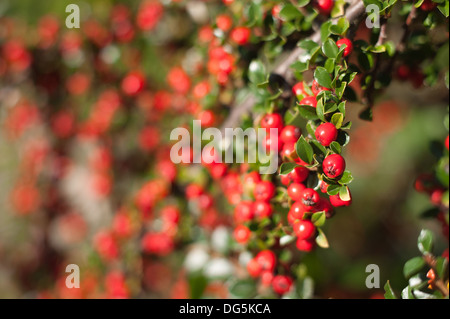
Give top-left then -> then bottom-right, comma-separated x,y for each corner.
263,132 -> 283,153
289,166 -> 309,183
287,183 -> 306,201
292,82 -> 309,97
420,0 -> 437,11
280,125 -> 302,144
430,188 -> 444,206
254,181 -> 275,202
319,180 -> 329,193
293,220 -> 316,240
300,96 -> 317,108
255,250 -> 277,272
280,142 -> 295,159
289,201 -> 307,220
300,188 -> 320,209
311,79 -> 330,97
329,191 -> 352,207
121,71 -> 145,96
323,154 -> 346,179
234,201 -> 255,223
296,237 -> 316,252
336,38 -> 353,57
261,113 -> 284,132
272,275 -> 293,295
230,27 -> 251,45
234,225 -> 251,244
216,14 -> 233,31
261,271 -> 274,287
280,174 -> 291,186
247,258 -> 262,278
254,200 -> 273,219
315,0 -> 334,15
314,198 -> 334,218
396,65 -> 411,81
315,122 -> 338,147
445,135 -> 449,150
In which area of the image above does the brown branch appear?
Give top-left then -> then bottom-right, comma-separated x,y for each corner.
220,0 -> 367,133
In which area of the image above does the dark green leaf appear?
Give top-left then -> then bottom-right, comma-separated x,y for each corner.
417,229 -> 434,255
330,141 -> 341,154
384,281 -> 397,299
296,136 -> 314,164
322,39 -> 339,58
280,162 -> 300,175
298,104 -> 319,120
403,257 -> 426,279
314,67 -> 332,89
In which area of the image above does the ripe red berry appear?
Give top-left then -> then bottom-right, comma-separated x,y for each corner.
446,135 -> 449,150
234,201 -> 255,223
216,14 -> 233,31
319,180 -> 329,193
254,181 -> 275,202
430,188 -> 444,206
420,0 -> 437,11
234,225 -> 251,244
300,188 -> 320,209
263,132 -> 283,153
280,142 -> 295,159
272,275 -> 293,295
315,122 -> 338,146
254,200 -> 273,219
255,250 -> 277,272
230,27 -> 251,45
121,71 -> 145,96
315,0 -> 334,15
289,166 -> 309,183
292,82 -> 309,97
323,154 -> 346,179
261,271 -> 274,287
247,258 -> 262,278
287,183 -> 306,201
300,96 -> 317,108
280,125 -> 302,144
329,192 -> 352,207
289,201 -> 307,220
260,113 -> 284,132
336,38 -> 353,57
293,220 -> 316,240
311,79 -> 330,97
296,237 -> 316,252
314,198 -> 334,218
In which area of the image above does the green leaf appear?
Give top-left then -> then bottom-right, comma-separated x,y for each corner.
322,39 -> 339,58
338,170 -> 353,185
384,281 -> 397,299
315,228 -> 329,248
435,257 -> 448,279
329,17 -> 350,35
339,186 -> 351,201
229,279 -> 257,298
438,1 -> 449,17
280,3 -> 303,20
331,112 -> 344,129
280,162 -> 300,175
311,211 -> 326,227
327,184 -> 341,196
314,67 -> 332,89
316,99 -> 325,121
417,229 -> 434,255
248,60 -> 267,84
403,257 -> 426,280
296,136 -> 314,164
291,61 -> 309,73
320,21 -> 332,42
298,39 -> 320,52
298,104 -> 319,120
330,141 -> 342,154
310,140 -> 327,156
324,58 -> 335,73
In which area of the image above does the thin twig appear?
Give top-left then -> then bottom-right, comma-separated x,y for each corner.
220,0 -> 367,133
423,254 -> 449,297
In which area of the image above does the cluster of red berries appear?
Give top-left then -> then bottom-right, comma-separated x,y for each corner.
247,250 -> 294,295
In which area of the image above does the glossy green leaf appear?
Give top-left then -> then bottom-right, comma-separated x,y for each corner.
296,136 -> 314,164
417,229 -> 434,255
314,67 -> 332,89
403,257 -> 426,279
280,162 -> 300,175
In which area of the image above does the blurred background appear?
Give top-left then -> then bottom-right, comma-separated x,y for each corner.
0,0 -> 448,298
